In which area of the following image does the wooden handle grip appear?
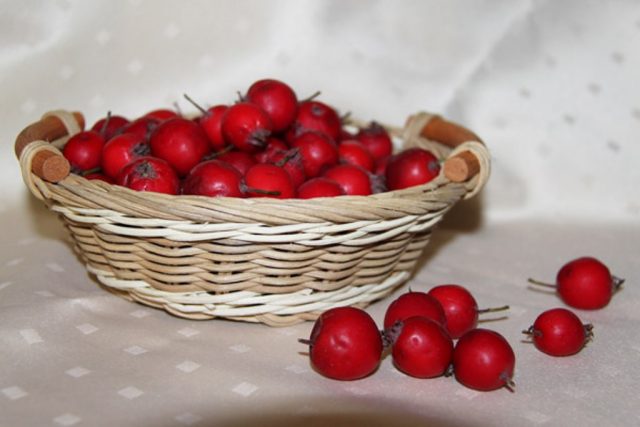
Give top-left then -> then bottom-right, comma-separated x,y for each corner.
418,115 -> 483,183
15,112 -> 84,182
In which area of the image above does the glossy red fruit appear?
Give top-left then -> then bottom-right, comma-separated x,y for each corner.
523,308 -> 593,357
338,140 -> 374,172
63,130 -> 105,173
427,285 -> 509,339
117,156 -> 180,195
386,316 -> 454,378
243,163 -> 295,199
356,122 -> 393,161
183,95 -> 229,151
254,137 -> 288,164
386,148 -> 440,190
453,329 -> 516,392
199,105 -> 229,150
383,291 -> 446,330
290,131 -> 338,178
84,173 -> 114,184
101,133 -> 150,179
143,108 -> 179,122
529,257 -> 624,310
292,100 -> 342,141
428,285 -> 479,339
221,102 -> 272,153
149,118 -> 211,176
297,177 -> 344,199
182,159 -> 244,197
246,79 -> 298,132
323,164 -> 372,196
300,307 -> 383,381
91,114 -> 130,140
122,116 -> 161,140
374,156 -> 390,176
216,150 -> 257,176
271,149 -> 306,188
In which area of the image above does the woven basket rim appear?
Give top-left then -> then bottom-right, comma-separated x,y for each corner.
20,110 -> 490,225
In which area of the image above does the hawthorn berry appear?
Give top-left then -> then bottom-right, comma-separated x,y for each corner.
149,118 -> 212,176
383,291 -> 446,330
300,307 -> 382,381
529,256 -> 624,310
245,78 -> 298,132
453,328 -> 515,392
523,308 -> 593,357
117,156 -> 180,195
385,316 -> 454,378
221,102 -> 273,153
386,148 -> 440,191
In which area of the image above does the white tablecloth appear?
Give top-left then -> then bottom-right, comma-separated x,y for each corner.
2,1 -> 639,426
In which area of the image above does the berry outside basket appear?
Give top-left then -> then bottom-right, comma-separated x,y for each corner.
15,110 -> 490,326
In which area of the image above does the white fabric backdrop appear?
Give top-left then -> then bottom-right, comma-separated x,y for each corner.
2,1 -> 639,426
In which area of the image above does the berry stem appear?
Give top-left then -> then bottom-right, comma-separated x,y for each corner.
612,275 -> 625,292
477,305 -> 510,314
183,94 -> 208,116
298,338 -> 312,346
527,278 -> 556,288
99,111 -> 112,139
300,90 -> 321,103
275,148 -> 300,168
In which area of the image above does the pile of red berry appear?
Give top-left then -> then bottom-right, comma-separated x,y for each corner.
62,79 -> 441,198
300,285 -> 515,391
300,256 -> 624,392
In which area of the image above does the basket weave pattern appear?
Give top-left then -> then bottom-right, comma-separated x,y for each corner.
19,110 -> 490,326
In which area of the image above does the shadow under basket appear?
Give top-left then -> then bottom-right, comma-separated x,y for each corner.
16,110 -> 490,326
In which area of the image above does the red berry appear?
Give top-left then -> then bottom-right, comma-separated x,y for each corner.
356,122 -> 393,161
91,114 -> 130,140
221,102 -> 272,153
254,137 -> 288,164
427,285 -> 479,339
383,291 -> 446,330
149,118 -> 211,176
386,316 -> 454,378
323,164 -> 372,196
374,156 -> 390,176
529,257 -> 624,310
182,159 -> 244,197
301,307 -> 382,381
246,79 -> 298,132
524,308 -> 593,357
427,285 -> 509,339
453,329 -> 516,392
216,150 -> 256,176
243,163 -> 295,199
63,130 -> 105,173
297,177 -> 344,199
143,108 -> 179,122
84,173 -> 114,184
338,140 -> 374,172
386,148 -> 440,190
292,100 -> 342,141
557,257 -> 621,309
122,116 -> 161,140
290,131 -> 338,178
117,156 -> 180,195
197,105 -> 229,151
101,133 -> 150,179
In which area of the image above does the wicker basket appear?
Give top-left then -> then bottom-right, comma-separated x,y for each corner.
15,109 -> 490,326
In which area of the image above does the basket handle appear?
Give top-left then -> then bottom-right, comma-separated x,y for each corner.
14,112 -> 85,182
407,114 -> 484,182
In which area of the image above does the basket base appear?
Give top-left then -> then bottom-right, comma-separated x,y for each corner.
88,265 -> 410,326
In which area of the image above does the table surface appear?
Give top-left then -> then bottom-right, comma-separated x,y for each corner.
2,200 -> 638,427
